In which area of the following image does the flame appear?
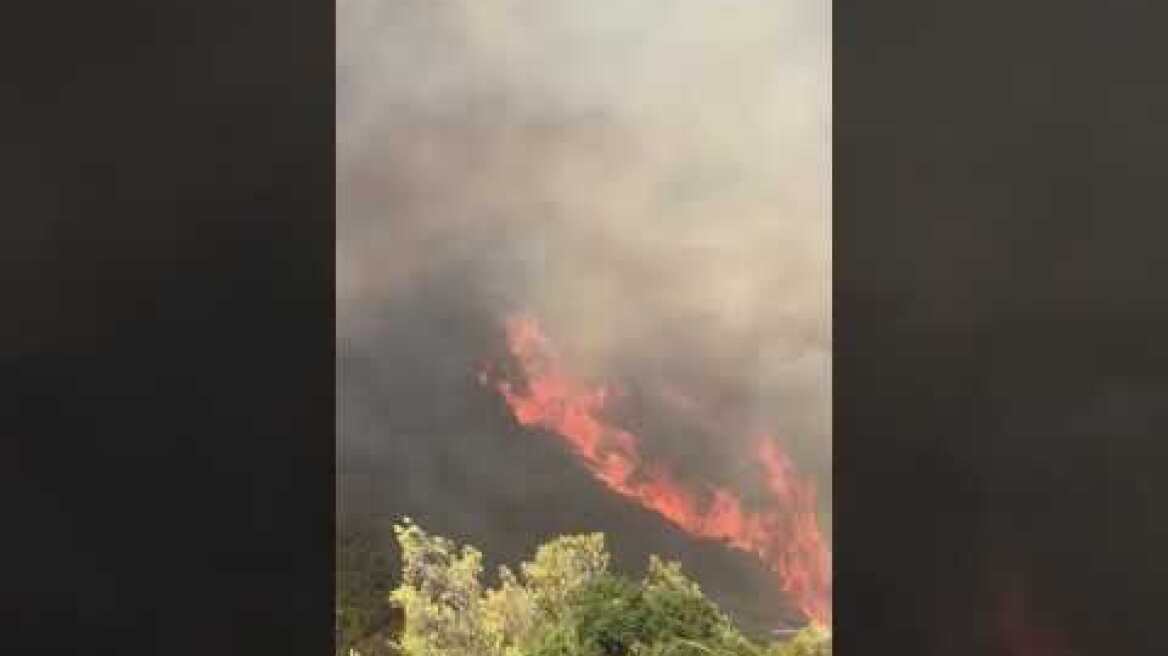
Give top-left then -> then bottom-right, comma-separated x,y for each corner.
481,314 -> 831,627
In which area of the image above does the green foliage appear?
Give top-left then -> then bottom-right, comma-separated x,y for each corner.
380,518 -> 831,656
534,557 -> 775,656
521,533 -> 610,620
389,518 -> 492,656
481,566 -> 538,655
767,626 -> 831,656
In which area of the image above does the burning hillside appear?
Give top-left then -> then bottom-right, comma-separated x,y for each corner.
480,314 -> 831,628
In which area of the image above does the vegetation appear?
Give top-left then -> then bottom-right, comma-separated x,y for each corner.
339,518 -> 830,656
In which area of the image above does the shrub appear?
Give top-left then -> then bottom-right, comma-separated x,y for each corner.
382,519 -> 831,656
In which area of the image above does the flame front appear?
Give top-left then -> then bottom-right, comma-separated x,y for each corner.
481,314 -> 831,627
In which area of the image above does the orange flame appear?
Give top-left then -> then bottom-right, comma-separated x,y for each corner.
481,314 -> 831,627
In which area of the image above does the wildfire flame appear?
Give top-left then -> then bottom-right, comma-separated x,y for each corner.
480,314 -> 831,627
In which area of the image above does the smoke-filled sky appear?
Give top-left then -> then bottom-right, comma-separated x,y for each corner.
337,0 -> 829,632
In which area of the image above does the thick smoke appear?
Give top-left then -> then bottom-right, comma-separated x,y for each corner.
337,0 -> 829,632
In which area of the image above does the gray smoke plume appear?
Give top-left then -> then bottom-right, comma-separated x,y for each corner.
337,0 -> 829,633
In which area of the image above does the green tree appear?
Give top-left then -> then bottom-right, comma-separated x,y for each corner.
530,560 -> 751,656
383,519 -> 831,656
521,533 -> 610,621
389,518 -> 492,656
389,521 -> 611,656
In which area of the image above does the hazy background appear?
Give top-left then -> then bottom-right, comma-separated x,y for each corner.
337,0 -> 829,632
